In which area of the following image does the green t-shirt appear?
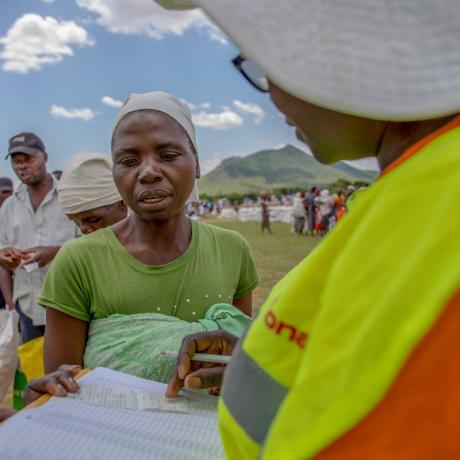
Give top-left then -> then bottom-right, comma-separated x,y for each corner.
39,220 -> 259,322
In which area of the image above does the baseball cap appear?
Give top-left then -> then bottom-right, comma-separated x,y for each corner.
0,177 -> 13,189
6,132 -> 46,159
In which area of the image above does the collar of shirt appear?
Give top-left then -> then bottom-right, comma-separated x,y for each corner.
15,174 -> 59,212
381,115 -> 460,177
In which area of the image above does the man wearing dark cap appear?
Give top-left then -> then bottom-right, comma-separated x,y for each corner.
0,132 -> 78,341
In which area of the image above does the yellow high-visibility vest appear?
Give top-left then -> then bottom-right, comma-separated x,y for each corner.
219,121 -> 460,459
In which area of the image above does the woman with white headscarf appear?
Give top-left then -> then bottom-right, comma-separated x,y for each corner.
155,1 -> 460,458
58,153 -> 127,234
39,91 -> 258,382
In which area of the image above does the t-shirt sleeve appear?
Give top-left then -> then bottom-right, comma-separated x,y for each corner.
38,245 -> 91,321
234,236 -> 260,299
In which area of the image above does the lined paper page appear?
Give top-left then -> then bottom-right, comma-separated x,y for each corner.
67,381 -> 190,412
0,368 -> 224,460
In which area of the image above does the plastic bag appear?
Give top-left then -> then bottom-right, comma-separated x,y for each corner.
17,336 -> 44,381
0,309 -> 20,401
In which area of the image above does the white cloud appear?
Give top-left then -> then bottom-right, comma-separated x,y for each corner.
43,0 -> 56,3
181,99 -> 212,111
0,14 -> 93,74
233,100 -> 265,123
77,0 -> 222,42
102,95 -> 123,108
51,104 -> 96,121
192,109 -> 243,130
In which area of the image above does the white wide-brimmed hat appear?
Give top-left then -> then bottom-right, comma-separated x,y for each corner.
155,0 -> 460,121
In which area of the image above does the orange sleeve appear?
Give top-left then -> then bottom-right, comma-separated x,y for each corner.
317,289 -> 460,459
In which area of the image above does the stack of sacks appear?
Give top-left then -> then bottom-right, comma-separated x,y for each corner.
218,208 -> 238,219
238,205 -> 293,224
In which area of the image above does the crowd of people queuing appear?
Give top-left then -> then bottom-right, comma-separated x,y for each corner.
1,0 -> 459,458
186,185 -> 356,237
264,186 -> 355,236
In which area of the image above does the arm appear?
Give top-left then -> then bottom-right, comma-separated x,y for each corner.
22,245 -> 61,268
0,207 -> 23,271
233,236 -> 259,316
233,292 -> 252,317
44,308 -> 88,373
0,266 -> 13,309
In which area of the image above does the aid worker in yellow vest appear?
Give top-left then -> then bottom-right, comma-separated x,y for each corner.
160,1 -> 460,457
159,0 -> 460,458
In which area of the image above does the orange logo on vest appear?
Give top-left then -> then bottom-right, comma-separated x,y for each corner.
264,310 -> 307,349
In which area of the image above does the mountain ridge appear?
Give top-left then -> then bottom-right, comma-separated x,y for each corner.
199,144 -> 378,195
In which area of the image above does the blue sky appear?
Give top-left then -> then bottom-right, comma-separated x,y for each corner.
0,0 -> 378,181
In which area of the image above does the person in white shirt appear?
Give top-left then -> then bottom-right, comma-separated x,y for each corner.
0,132 -> 78,342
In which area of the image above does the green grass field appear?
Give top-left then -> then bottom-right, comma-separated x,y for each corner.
210,219 -> 320,311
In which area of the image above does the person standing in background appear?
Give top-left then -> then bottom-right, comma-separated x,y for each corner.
292,191 -> 306,235
0,133 -> 78,342
305,187 -> 317,236
260,194 -> 272,234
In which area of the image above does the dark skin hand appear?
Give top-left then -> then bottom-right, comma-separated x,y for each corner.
0,365 -> 81,422
166,330 -> 238,398
0,247 -> 27,270
24,365 -> 81,405
21,246 -> 60,268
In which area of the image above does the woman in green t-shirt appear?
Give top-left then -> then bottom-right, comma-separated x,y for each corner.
40,91 -> 259,380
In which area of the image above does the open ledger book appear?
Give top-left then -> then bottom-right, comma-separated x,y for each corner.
0,367 -> 225,460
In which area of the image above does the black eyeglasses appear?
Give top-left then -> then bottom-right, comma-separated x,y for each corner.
232,54 -> 269,93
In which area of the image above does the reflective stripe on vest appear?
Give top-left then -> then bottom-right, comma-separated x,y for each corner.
222,336 -> 288,445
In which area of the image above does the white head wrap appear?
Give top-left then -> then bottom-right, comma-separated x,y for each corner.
58,153 -> 122,214
112,91 -> 199,202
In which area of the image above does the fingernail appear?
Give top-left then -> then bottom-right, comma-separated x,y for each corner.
185,377 -> 201,389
